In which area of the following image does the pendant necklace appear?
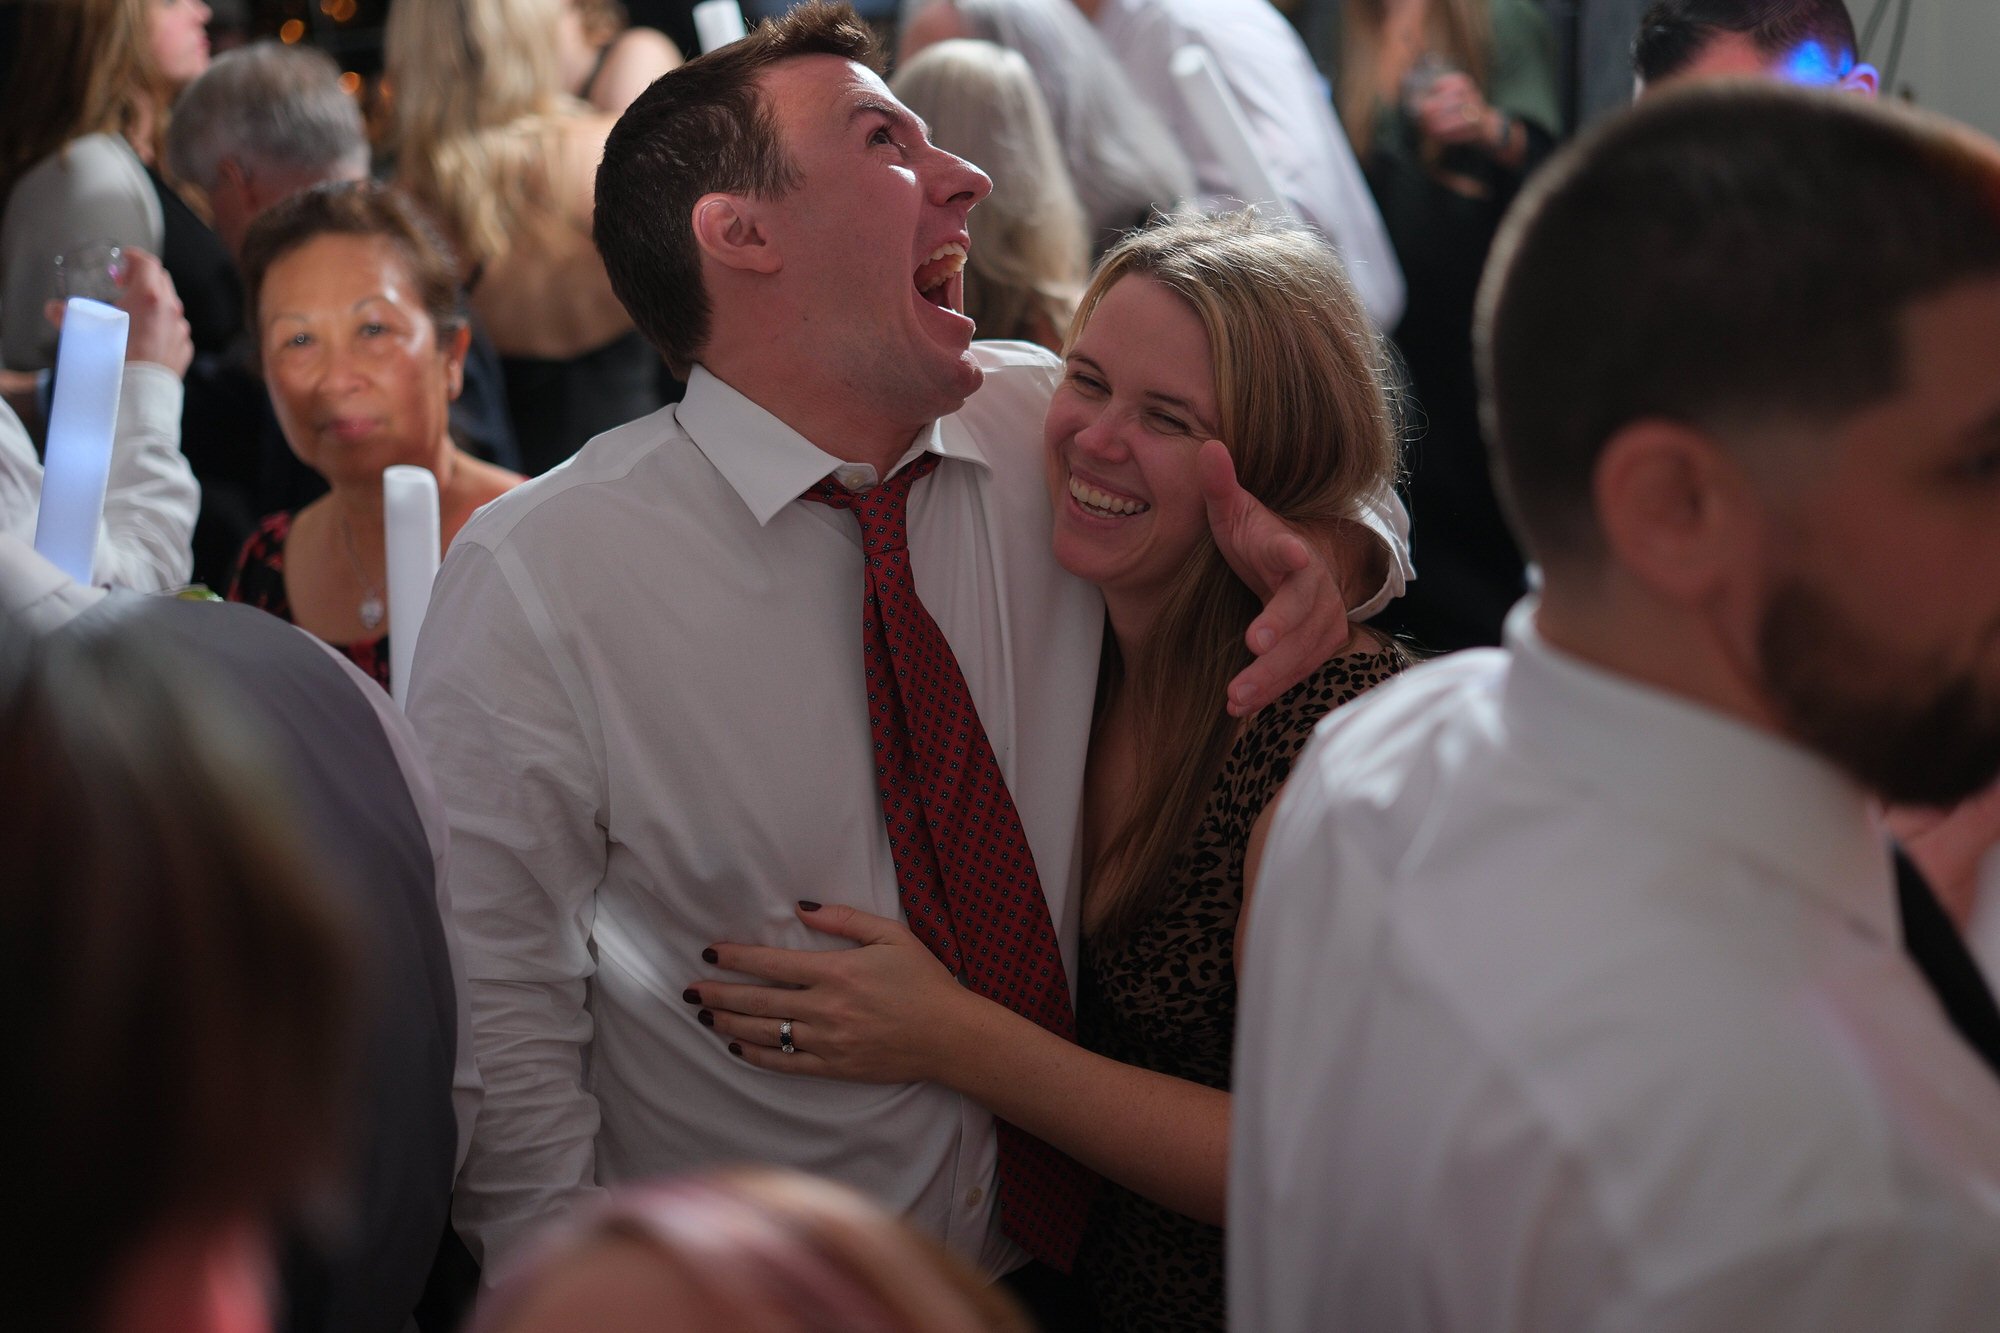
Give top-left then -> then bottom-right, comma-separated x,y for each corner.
338,510 -> 387,632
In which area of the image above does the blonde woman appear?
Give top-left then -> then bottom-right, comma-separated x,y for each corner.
891,39 -> 1089,351
690,213 -> 1406,1332
386,0 -> 663,473
556,0 -> 683,116
0,0 -> 218,369
471,1168 -> 1033,1333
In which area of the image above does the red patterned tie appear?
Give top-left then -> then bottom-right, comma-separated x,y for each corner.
803,454 -> 1097,1271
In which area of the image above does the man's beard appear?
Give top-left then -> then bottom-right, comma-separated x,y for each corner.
1758,579 -> 2000,808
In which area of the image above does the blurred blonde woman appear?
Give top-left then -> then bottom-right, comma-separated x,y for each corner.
891,39 -> 1089,351
471,1168 -> 1034,1333
556,0 -> 683,116
387,0 -> 663,473
0,0 -> 218,369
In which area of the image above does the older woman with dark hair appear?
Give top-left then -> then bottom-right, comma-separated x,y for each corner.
692,212 -> 1407,1331
227,181 -> 522,690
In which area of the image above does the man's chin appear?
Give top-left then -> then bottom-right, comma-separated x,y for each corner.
1760,584 -> 2000,806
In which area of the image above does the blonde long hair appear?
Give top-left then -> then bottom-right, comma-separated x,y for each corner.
1339,0 -> 1495,153
385,0 -> 580,268
1078,213 -> 1397,941
0,0 -> 176,203
891,39 -> 1088,348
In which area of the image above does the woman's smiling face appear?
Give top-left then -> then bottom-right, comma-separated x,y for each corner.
1044,274 -> 1220,621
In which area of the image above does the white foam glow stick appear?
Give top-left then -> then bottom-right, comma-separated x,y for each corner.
693,0 -> 748,53
1170,45 -> 1294,218
382,464 -> 441,708
33,298 -> 129,585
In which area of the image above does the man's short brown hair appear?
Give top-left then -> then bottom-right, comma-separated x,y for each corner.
1476,86 -> 2000,564
594,1 -> 877,378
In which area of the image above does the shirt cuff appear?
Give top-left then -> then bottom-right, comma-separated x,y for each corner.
117,361 -> 185,437
1347,483 -> 1415,621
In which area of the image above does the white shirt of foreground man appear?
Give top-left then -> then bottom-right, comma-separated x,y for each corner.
1233,605 -> 2000,1332
408,349 -> 1103,1274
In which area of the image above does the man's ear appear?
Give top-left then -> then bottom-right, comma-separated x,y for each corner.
215,156 -> 250,197
691,193 -> 782,274
442,322 -> 472,402
1592,419 -> 1753,606
1841,62 -> 1881,97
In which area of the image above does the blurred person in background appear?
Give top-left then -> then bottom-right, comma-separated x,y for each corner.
0,0 -> 225,372
227,182 -> 521,691
891,39 -> 1089,350
1,615 -> 355,1333
1,247 -> 198,591
1634,0 -> 1876,94
471,1169 -> 1034,1333
1343,0 -> 1561,652
558,0 -> 684,115
898,0 -> 1194,252
1061,0 -> 1406,331
388,0 -> 666,475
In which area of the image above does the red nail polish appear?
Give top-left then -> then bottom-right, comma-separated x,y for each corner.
799,900 -> 822,911
682,988 -> 701,1004
701,947 -> 719,965
728,1042 -> 743,1057
698,1009 -> 715,1028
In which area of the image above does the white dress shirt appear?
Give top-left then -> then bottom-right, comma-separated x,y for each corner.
1233,601 -> 2000,1333
1092,0 -> 1407,331
0,364 -> 196,592
408,344 -> 1108,1274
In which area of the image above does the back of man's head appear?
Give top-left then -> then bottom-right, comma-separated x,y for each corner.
595,1 -> 876,378
166,41 -> 367,196
1633,0 -> 1861,88
1477,85 -> 2000,569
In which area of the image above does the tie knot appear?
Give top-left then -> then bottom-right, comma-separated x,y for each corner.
802,453 -> 941,555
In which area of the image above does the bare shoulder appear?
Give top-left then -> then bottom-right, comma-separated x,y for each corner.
588,28 -> 684,115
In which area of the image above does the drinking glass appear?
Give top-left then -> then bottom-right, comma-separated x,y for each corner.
53,241 -> 129,305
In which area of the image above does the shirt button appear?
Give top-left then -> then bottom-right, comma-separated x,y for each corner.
966,1186 -> 985,1208
835,465 -> 871,489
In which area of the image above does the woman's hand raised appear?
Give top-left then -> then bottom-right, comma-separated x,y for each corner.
690,903 -> 986,1084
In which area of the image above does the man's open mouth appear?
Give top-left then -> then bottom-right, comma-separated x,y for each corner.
915,243 -> 968,311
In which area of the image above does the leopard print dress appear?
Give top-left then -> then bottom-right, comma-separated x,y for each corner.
1075,644 -> 1407,1332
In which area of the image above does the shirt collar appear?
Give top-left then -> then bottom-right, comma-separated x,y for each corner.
1499,598 -> 1897,946
676,364 -> 993,527
0,534 -> 106,633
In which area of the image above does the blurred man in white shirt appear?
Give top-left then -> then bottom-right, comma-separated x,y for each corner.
1235,86 -> 2000,1333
